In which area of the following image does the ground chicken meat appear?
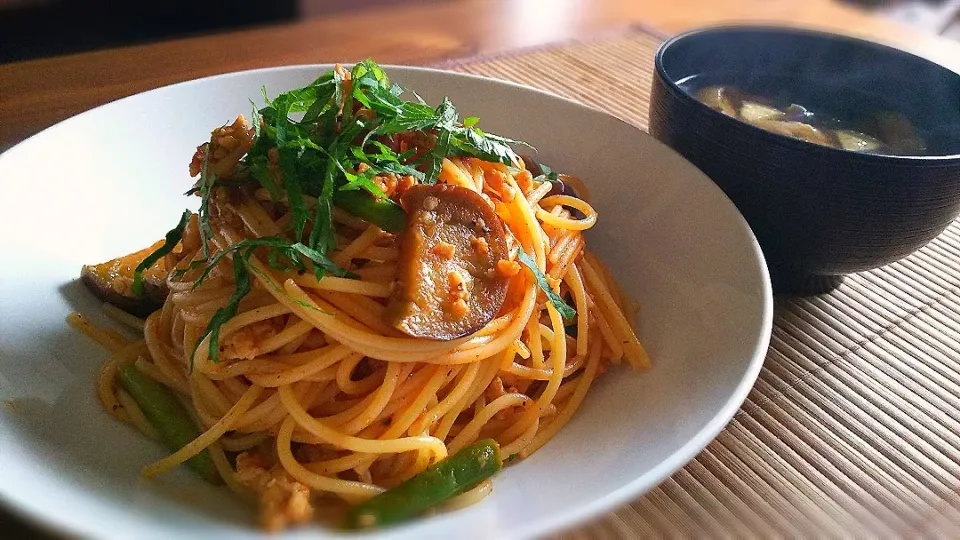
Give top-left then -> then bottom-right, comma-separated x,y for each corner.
219,317 -> 286,360
234,452 -> 314,532
189,115 -> 255,179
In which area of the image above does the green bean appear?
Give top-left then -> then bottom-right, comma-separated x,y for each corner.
117,364 -> 220,484
333,190 -> 407,233
344,439 -> 502,529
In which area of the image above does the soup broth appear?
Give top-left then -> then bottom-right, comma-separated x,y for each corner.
678,76 -> 930,156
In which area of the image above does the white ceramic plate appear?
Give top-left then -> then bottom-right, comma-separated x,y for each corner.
0,65 -> 772,539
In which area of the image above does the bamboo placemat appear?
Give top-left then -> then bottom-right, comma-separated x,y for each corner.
445,28 -> 960,538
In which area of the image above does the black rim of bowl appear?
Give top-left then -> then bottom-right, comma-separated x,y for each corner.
654,25 -> 960,163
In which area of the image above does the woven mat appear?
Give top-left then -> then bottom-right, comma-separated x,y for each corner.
446,28 -> 960,538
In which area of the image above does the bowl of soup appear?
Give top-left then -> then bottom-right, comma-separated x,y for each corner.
649,26 -> 960,294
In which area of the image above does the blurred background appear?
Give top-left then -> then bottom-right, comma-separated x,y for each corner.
1,0 -> 958,64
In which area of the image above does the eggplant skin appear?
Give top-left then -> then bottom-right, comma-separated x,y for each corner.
79,241 -> 170,318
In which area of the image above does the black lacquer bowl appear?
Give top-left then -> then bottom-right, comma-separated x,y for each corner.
650,26 -> 960,295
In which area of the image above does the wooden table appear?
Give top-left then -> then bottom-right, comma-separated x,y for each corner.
4,0 -> 960,537
2,0 -> 960,151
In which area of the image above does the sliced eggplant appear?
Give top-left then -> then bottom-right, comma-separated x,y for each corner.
386,184 -> 509,340
80,240 -> 170,317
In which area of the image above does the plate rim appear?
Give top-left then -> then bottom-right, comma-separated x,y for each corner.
0,63 -> 774,539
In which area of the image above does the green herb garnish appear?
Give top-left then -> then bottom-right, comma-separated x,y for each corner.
516,248 -> 576,320
195,254 -> 251,366
132,210 -> 192,298
535,163 -> 561,184
185,60 -> 534,362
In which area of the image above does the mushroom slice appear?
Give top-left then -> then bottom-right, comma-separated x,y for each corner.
835,130 -> 883,152
386,184 -> 510,340
696,86 -> 738,117
752,120 -> 833,147
740,101 -> 784,123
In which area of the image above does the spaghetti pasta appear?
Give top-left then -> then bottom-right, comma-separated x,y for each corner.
74,61 -> 650,531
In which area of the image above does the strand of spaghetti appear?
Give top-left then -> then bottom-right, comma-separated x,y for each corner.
500,415 -> 539,456
537,323 -> 577,352
276,416 -> 384,500
315,290 -> 401,336
100,303 -> 146,331
281,279 -> 530,363
241,259 -> 469,355
247,383 -> 327,438
358,364 -> 444,429
336,362 -> 408,435
548,235 -> 583,280
233,391 -> 287,432
526,316 -> 546,370
218,431 -> 270,452
191,374 -> 233,417
116,388 -> 160,440
521,334 -> 603,457
335,352 -> 381,394
330,205 -> 370,230
383,365 -> 448,437
278,325 -> 312,355
535,303 -> 567,412
441,480 -> 494,512
333,224 -> 384,267
353,262 -> 397,282
548,230 -> 577,264
439,157 -> 477,190
560,173 -> 590,202
220,377 -> 250,401
156,292 -> 178,340
505,176 -> 546,266
256,342 -> 339,366
536,195 -> 598,231
133,356 -> 185,393
447,393 -> 533,454
279,384 -> 447,459
177,294 -> 231,324
181,319 -> 200,368
169,284 -> 237,307
97,341 -> 148,422
141,384 -> 263,479
408,361 -> 479,435
513,339 -> 531,359
358,245 -> 398,262
590,294 -> 624,361
465,158 -> 484,193
501,354 -> 584,380
306,449 -> 374,475
255,319 -> 314,357
565,263 -> 589,359
228,220 -> 522,358
232,389 -> 281,429
244,344 -> 353,387
208,441 -> 245,496
192,303 -> 292,372
199,357 -> 287,381
580,258 -> 650,368
67,312 -> 128,351
237,198 -> 283,237
497,391 -> 541,446
290,274 -> 392,298
355,463 -> 373,485
526,181 -> 553,206
584,250 -> 632,316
